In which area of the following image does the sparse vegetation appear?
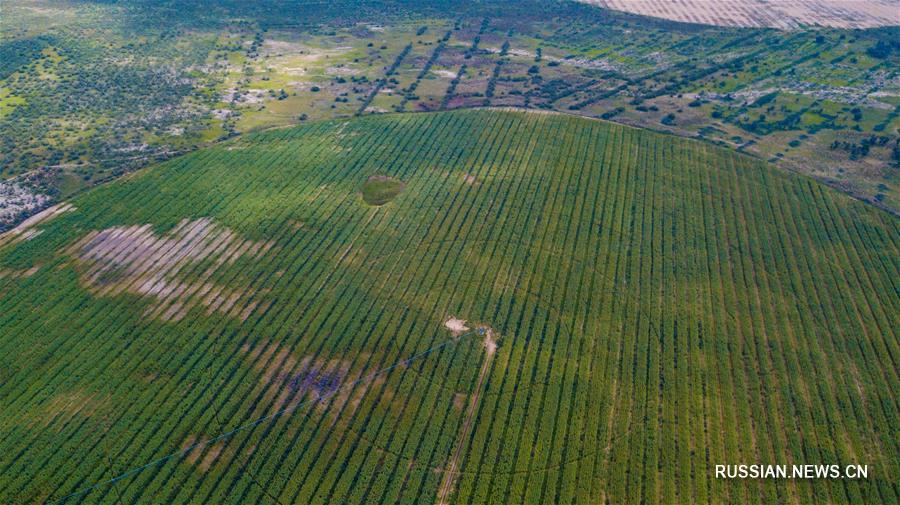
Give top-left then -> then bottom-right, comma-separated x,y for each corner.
1,0 -> 897,222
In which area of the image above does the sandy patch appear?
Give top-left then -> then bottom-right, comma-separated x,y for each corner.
480,327 -> 498,356
432,69 -> 457,79
462,173 -> 477,185
452,392 -> 467,411
280,67 -> 310,77
182,435 -> 201,464
262,40 -> 307,53
262,42 -> 353,78
181,435 -> 227,472
200,442 -> 225,471
326,66 -> 361,76
65,217 -> 274,322
221,88 -> 267,105
444,317 -> 470,335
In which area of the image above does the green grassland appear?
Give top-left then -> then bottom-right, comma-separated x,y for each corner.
361,175 -> 405,205
0,109 -> 896,504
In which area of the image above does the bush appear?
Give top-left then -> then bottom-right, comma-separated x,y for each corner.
866,40 -> 893,59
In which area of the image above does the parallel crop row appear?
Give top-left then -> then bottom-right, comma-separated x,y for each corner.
0,109 -> 895,504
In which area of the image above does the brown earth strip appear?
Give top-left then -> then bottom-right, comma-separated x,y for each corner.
436,328 -> 497,505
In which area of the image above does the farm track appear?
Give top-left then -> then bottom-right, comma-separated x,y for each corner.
435,330 -> 497,505
0,109 -> 896,504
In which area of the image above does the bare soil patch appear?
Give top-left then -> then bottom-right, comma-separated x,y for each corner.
241,340 -> 353,418
65,217 -> 274,322
443,317 -> 470,335
181,436 -> 227,473
182,436 -> 201,464
452,392 -> 467,412
200,442 -> 225,472
481,327 -> 498,356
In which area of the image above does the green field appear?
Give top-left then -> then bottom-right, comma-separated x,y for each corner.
0,109 -> 897,504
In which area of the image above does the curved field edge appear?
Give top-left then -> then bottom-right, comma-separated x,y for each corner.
580,0 -> 900,29
0,109 -> 896,504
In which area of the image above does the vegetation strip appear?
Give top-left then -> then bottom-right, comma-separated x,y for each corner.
0,109 -> 895,504
48,330 -> 480,504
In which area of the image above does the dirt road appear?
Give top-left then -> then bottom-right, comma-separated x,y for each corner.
436,329 -> 497,505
